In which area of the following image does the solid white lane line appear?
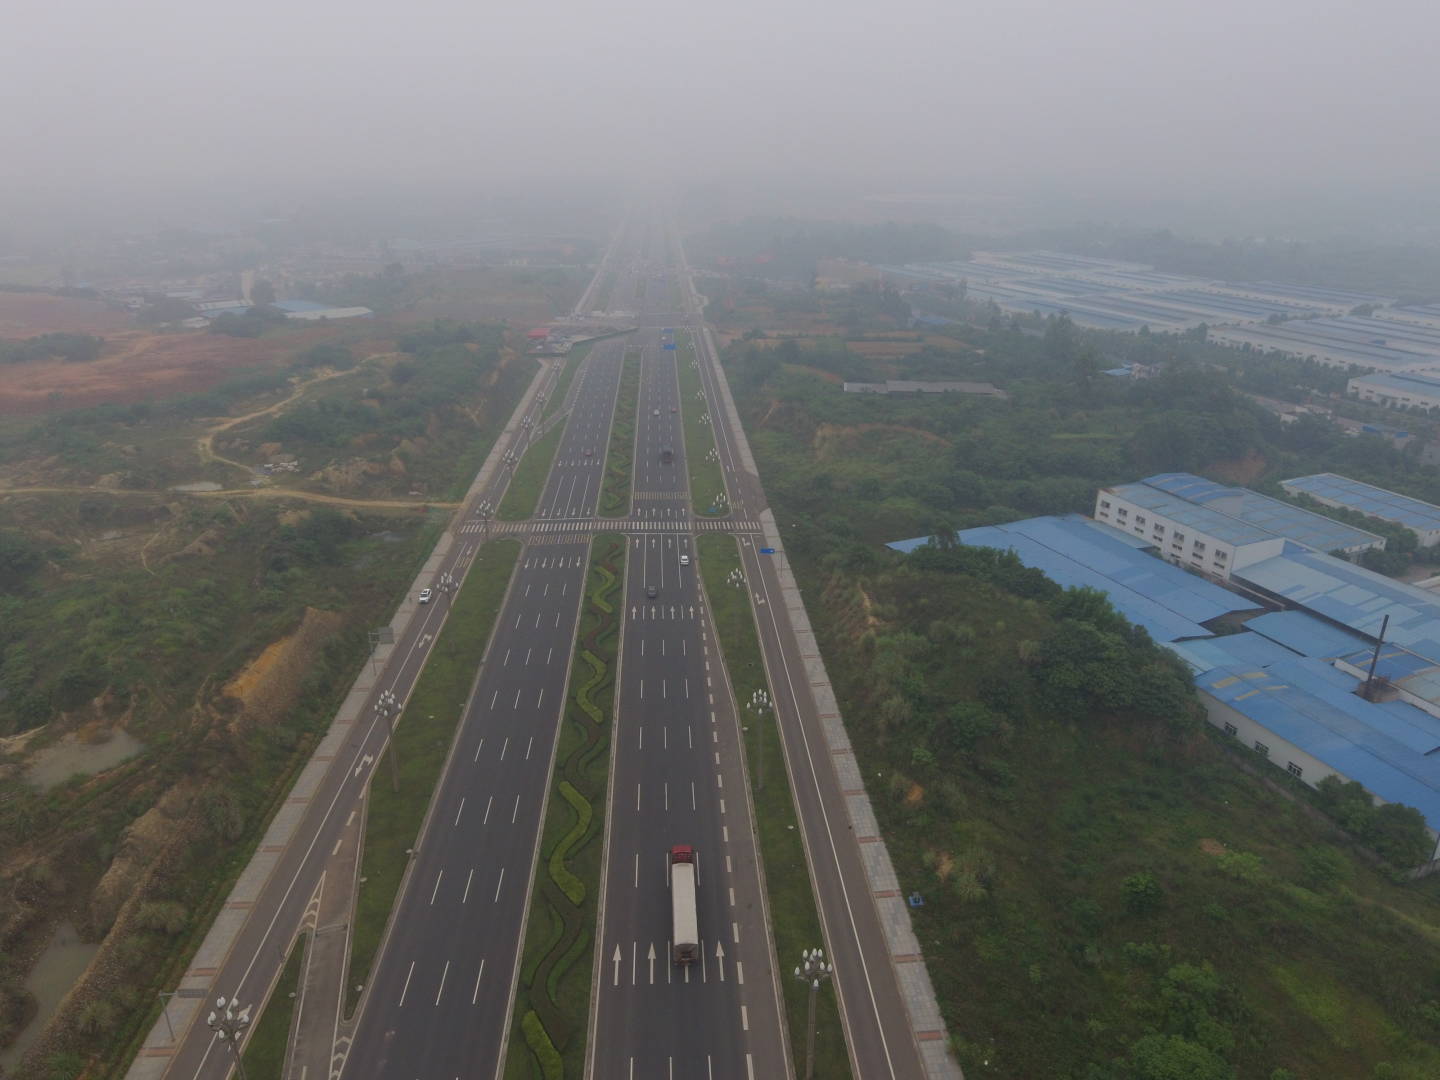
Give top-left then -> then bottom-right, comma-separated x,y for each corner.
471,959 -> 485,1004
398,960 -> 415,1006
435,960 -> 450,1005
430,870 -> 444,904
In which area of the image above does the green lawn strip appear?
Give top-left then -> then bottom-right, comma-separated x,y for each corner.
505,533 -> 625,1079
499,423 -> 566,521
696,534 -> 852,1080
676,333 -> 730,516
541,342 -> 594,424
599,350 -> 640,518
242,934 -> 306,1078
346,537 -> 522,1016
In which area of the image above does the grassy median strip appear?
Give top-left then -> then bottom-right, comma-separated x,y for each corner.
541,342 -> 593,425
506,533 -> 625,1080
697,534 -> 853,1080
499,423 -> 566,520
346,537 -> 522,1017
599,349 -> 640,518
242,934 -> 306,1078
676,332 -> 729,517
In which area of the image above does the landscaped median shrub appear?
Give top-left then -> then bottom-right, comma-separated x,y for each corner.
599,351 -> 639,517
521,1011 -> 563,1080
506,533 -> 624,1079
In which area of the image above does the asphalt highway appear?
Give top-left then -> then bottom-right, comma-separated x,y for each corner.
340,298 -> 640,1076
585,259 -> 789,1078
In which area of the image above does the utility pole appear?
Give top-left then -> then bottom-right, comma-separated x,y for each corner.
794,948 -> 833,1080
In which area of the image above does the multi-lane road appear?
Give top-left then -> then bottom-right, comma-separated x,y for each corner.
147,211 -> 942,1080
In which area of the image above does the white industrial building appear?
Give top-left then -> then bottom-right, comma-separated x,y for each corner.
1095,484 -> 1288,579
1348,371 -> 1440,412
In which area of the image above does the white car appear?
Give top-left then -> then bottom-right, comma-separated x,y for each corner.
418,588 -> 433,604
679,554 -> 690,566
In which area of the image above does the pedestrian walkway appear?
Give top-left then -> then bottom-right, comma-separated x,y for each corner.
631,490 -> 689,500
484,517 -> 762,537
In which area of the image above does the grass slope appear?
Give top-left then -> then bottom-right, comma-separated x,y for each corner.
506,533 -> 625,1079
696,534 -> 851,1079
346,537 -> 521,1015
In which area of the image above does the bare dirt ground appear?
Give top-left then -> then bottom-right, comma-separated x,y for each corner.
0,293 -> 131,337
0,322 -> 395,415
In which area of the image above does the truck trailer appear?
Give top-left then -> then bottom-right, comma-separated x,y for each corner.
670,844 -> 698,964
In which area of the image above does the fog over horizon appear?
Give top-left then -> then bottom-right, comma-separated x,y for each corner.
3,0 -> 1438,237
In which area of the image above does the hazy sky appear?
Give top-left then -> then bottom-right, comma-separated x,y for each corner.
2,0 -> 1436,228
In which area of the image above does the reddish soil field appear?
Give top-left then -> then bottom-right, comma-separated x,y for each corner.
0,323 -> 397,415
0,293 -> 132,336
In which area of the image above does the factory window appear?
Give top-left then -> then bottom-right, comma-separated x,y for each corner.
1223,722 -> 1237,736
1193,540 -> 1206,553
1100,500 -> 1111,510
1254,741 -> 1269,757
1117,507 -> 1128,518
1215,550 -> 1228,562
1287,762 -> 1303,778
1173,532 -> 1185,543
1135,515 -> 1146,526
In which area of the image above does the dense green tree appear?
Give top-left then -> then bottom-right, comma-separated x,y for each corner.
1126,1034 -> 1233,1080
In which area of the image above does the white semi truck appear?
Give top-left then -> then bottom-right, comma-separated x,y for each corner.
670,844 -> 698,964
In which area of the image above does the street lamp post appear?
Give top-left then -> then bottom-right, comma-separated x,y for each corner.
375,689 -> 400,792
793,948 -> 833,1080
206,994 -> 253,1080
746,688 -> 771,792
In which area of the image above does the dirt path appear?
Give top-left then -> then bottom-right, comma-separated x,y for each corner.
0,485 -> 457,511
197,365 -> 356,471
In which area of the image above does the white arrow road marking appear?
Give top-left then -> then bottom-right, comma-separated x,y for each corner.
715,942 -> 726,982
353,753 -> 373,778
648,943 -> 656,985
612,944 -> 622,987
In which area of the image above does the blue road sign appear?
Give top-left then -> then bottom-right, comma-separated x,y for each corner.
759,547 -> 776,554
663,344 -> 677,350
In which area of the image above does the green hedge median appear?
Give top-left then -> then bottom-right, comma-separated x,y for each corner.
506,533 -> 625,1079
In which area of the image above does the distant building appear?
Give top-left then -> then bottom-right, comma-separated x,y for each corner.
1281,473 -> 1440,548
272,300 -> 373,321
842,379 -> 1006,398
1348,371 -> 1440,412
